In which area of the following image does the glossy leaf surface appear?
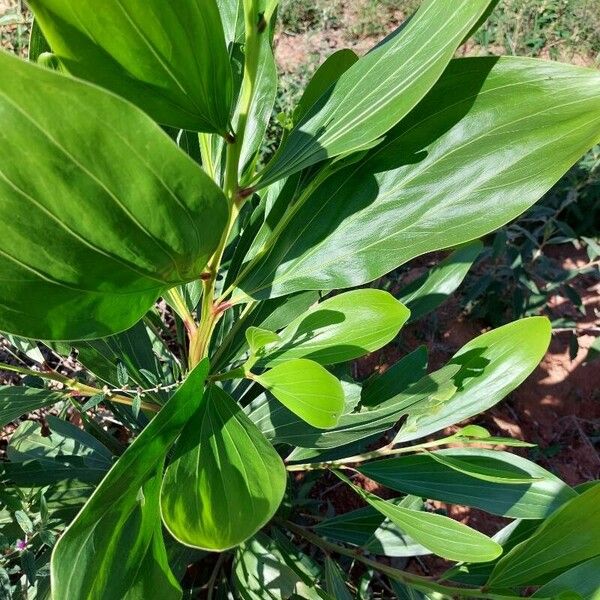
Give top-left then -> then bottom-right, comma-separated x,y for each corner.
488,483 -> 600,588
533,556 -> 600,599
258,0 -> 494,185
394,317 -> 551,442
260,289 -> 410,366
336,472 -> 502,563
235,58 -> 600,300
254,359 -> 345,428
161,385 -> 286,550
0,53 -> 228,340
29,0 -> 233,132
359,449 -> 575,519
51,360 -> 210,600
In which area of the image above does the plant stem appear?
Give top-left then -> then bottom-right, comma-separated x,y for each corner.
286,436 -> 460,471
188,0 -> 263,368
165,288 -> 197,338
0,361 -> 159,413
282,520 -> 523,600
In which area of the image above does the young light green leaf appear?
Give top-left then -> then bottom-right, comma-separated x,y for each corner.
335,471 -> 502,563
261,289 -> 410,366
254,359 -> 345,428
249,364 -> 460,450
397,241 -> 483,322
160,385 -> 286,551
51,360 -> 210,600
358,448 -> 575,520
394,317 -> 551,442
28,0 -> 233,133
0,52 -> 228,340
0,386 -> 65,429
488,483 -> 600,588
257,0 -> 495,185
245,326 -> 282,356
234,58 -> 600,300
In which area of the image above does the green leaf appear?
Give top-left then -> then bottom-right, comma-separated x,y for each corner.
51,360 -> 210,600
261,289 -> 410,366
28,0 -> 233,133
335,471 -> 502,563
0,386 -> 65,429
397,241 -> 483,322
395,317 -> 551,442
488,483 -> 600,588
359,448 -> 575,519
361,346 -> 428,408
0,53 -> 228,340
257,0 -> 494,185
294,49 -> 358,124
160,385 -> 286,551
324,557 -> 353,600
245,326 -> 282,356
254,359 -> 345,428
235,57 -> 600,300
250,364 -> 460,450
533,556 -> 600,599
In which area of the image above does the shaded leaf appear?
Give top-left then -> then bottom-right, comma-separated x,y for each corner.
0,387 -> 65,429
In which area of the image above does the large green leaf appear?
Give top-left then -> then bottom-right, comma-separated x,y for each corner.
394,317 -> 551,442
28,0 -> 233,133
0,386 -> 65,428
254,359 -> 345,429
358,449 -> 576,519
160,385 -> 286,551
259,289 -> 410,366
397,241 -> 483,322
234,57 -> 600,300
51,360 -> 210,600
257,0 -> 494,186
0,53 -> 228,341
533,556 -> 600,599
336,472 -> 502,563
488,483 -> 600,589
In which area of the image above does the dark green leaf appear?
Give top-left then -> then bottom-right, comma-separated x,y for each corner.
397,241 -> 483,322
235,58 -> 600,300
324,557 -> 352,600
0,53 -> 228,340
359,448 -> 575,519
29,0 -> 233,132
0,386 -> 65,429
533,556 -> 600,599
50,360 -> 210,600
488,483 -> 600,588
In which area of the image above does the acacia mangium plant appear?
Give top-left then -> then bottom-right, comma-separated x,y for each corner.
0,0 -> 599,598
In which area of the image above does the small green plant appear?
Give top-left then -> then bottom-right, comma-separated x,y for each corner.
1,1 -> 600,598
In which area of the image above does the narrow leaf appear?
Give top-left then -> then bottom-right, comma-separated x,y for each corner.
335,471 -> 502,563
50,360 -> 210,600
0,386 -> 65,428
